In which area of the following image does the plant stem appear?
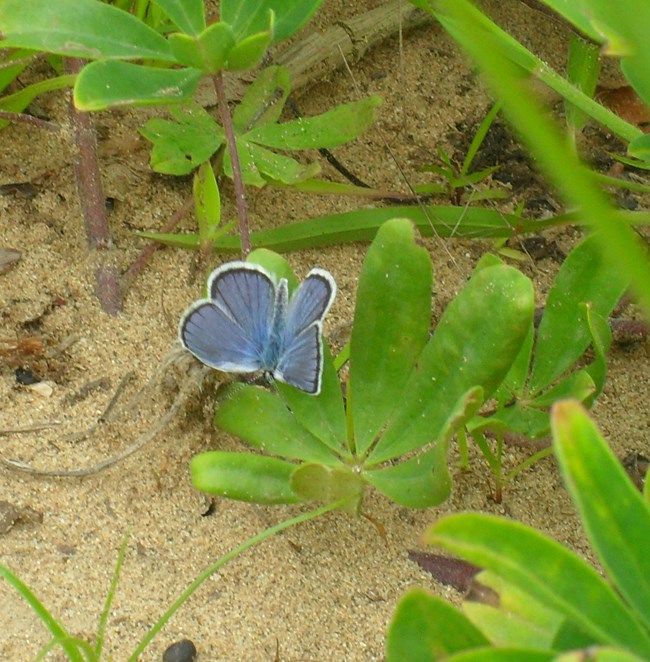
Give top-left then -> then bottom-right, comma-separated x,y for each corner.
213,71 -> 251,257
65,57 -> 121,315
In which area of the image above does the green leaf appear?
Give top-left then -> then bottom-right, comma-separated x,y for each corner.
140,102 -> 224,174
370,264 -> 534,464
223,137 -> 265,186
246,142 -> 321,184
275,344 -> 348,459
565,34 -> 600,134
248,97 -> 382,149
290,464 -> 363,507
463,571 -> 564,649
364,387 -> 482,508
221,0 -> 325,43
349,218 -> 432,456
552,400 -> 650,630
386,589 -> 489,661
445,650 -> 554,661
0,0 -> 174,61
233,65 -> 291,132
215,386 -> 335,464
530,234 -> 629,394
190,451 -> 301,504
75,62 -> 202,110
194,162 -> 221,249
0,49 -> 33,94
628,134 -> 650,163
225,29 -> 273,71
425,513 -> 650,658
0,565 -> 86,662
0,75 -> 75,127
150,0 -> 205,36
168,23 -> 235,71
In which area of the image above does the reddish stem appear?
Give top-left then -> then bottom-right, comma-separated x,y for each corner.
213,71 -> 251,257
65,58 -> 121,315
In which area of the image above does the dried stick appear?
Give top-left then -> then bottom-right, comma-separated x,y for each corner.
0,110 -> 60,131
65,57 -> 122,316
0,352 -> 212,478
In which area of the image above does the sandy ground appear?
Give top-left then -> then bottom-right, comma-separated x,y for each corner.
1,1 -> 648,660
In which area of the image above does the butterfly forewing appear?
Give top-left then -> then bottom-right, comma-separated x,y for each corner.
208,263 -> 276,351
180,301 -> 265,372
179,263 -> 277,374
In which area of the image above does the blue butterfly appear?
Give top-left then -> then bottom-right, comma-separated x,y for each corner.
179,261 -> 336,395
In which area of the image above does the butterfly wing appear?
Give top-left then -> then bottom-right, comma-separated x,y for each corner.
274,269 -> 336,394
179,262 -> 276,373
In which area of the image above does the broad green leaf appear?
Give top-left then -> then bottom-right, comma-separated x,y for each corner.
463,571 -> 564,649
349,219 -> 432,456
364,448 -> 449,509
364,387 -> 482,508
190,451 -> 301,504
215,386 -> 335,464
225,30 -> 273,71
233,66 -> 291,133
150,0 -> 205,36
528,370 -> 595,408
552,400 -> 650,629
426,513 -> 650,658
221,0 -> 325,43
290,464 -> 363,507
248,97 -> 382,150
276,344 -> 348,459
0,0 -> 174,61
493,321 -> 534,400
140,102 -> 224,174
370,265 -> 534,464
168,23 -> 235,71
223,137 -> 265,185
75,61 -> 202,110
445,650 -> 554,661
194,162 -> 221,248
386,589 -> 489,662
530,234 -> 628,394
246,142 -> 321,184
246,249 -> 298,290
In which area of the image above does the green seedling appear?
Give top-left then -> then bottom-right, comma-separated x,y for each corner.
190,218 -> 534,510
139,65 -> 381,182
387,399 -> 650,661
415,102 -> 508,205
460,233 -> 629,499
415,0 -> 650,314
1,500 -> 346,661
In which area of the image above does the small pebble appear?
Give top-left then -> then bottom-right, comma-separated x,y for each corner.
162,639 -> 197,662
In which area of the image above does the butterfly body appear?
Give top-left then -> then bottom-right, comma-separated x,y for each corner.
179,262 -> 336,395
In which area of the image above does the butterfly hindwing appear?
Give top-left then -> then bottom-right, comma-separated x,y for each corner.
274,323 -> 322,394
275,269 -> 337,395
